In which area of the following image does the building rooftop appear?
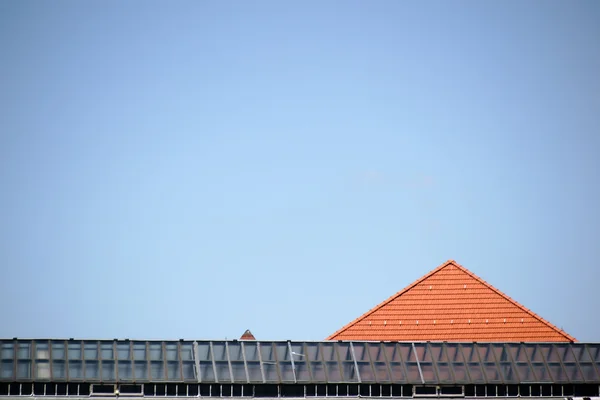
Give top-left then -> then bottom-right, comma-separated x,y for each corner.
328,260 -> 575,342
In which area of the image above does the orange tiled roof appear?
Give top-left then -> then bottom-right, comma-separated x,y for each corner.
328,260 -> 575,342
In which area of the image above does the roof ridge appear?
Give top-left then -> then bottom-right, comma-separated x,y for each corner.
452,262 -> 576,342
326,260 -> 457,340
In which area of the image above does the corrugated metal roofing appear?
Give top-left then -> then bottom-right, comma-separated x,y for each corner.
327,260 -> 575,342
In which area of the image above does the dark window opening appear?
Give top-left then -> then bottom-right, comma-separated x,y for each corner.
155,384 -> 165,396
464,385 -> 475,397
254,384 -> 278,397
530,384 -> 540,396
143,383 -> 155,396
306,385 -> 316,396
120,384 -> 142,395
360,384 -> 370,396
415,386 -> 437,396
20,383 -> 32,395
507,385 -> 519,396
519,384 -> 530,396
188,384 -> 199,397
316,384 -> 326,396
440,386 -> 463,396
56,383 -> 67,396
371,384 -> 381,397
0,383 -> 8,396
348,384 -> 359,396
381,384 -> 391,397
282,384 -> 304,397
166,383 -> 177,396
199,384 -> 210,397
541,384 -> 551,397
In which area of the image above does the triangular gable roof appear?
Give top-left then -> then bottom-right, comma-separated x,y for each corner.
328,260 -> 575,342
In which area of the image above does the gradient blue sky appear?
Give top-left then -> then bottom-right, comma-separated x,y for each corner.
1,1 -> 599,342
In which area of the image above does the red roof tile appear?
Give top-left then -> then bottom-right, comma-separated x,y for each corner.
327,260 -> 575,342
240,329 -> 256,340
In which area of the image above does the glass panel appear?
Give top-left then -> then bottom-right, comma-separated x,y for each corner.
118,360 -> 132,380
180,343 -> 193,361
259,343 -> 275,362
133,343 -> 146,360
18,343 -> 31,359
165,344 -> 178,361
84,343 -> 98,360
134,361 -> 147,379
102,361 -> 115,380
199,361 -> 214,382
246,361 -> 262,382
341,361 -> 358,382
540,344 -> 560,362
275,343 -> 290,361
167,361 -> 180,380
100,343 -> 113,360
150,361 -> 165,380
295,362 -> 310,382
321,343 -> 336,361
572,345 -> 592,362
587,344 -> 600,361
231,361 -> 246,382
0,360 -> 13,379
228,343 -> 243,361
578,363 -> 598,382
404,363 -> 421,383
215,361 -> 230,382
337,343 -> 353,361
263,362 -> 278,382
373,361 -> 390,382
243,343 -> 259,361
68,343 -> 82,360
368,343 -> 386,362
525,344 -> 544,362
420,363 -> 436,383
460,344 -> 479,363
482,362 -> 502,382
1,343 -> 14,359
564,362 -> 584,382
85,361 -> 99,380
476,344 -> 497,363
436,362 -> 453,383
357,362 -> 375,382
466,362 -> 485,383
311,362 -> 326,382
53,360 -> 66,379
547,362 -> 568,382
508,344 -> 528,362
279,361 -> 295,382
353,343 -> 369,361
302,343 -> 318,361
117,343 -> 130,360
491,344 -> 510,362
414,343 -> 432,362
52,343 -> 65,359
532,363 -> 551,382
429,343 -> 448,362
389,362 -> 406,382
182,361 -> 195,380
499,362 -> 518,383
36,342 -> 50,359
36,361 -> 51,379
445,344 -> 464,363
384,343 -> 402,362
149,343 -> 163,360
402,344 -> 417,362
325,361 -> 341,381
451,363 -> 469,383
69,360 -> 83,379
516,363 -> 537,382
556,344 -> 576,362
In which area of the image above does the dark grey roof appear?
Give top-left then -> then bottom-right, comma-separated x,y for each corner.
1,339 -> 599,385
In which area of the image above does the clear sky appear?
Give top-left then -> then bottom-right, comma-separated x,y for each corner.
1,1 -> 599,342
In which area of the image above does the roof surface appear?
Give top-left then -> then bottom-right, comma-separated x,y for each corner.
328,260 -> 575,342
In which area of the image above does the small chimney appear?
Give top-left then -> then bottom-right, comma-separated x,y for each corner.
240,329 -> 256,340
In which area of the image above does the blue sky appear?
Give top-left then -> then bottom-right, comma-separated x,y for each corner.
1,1 -> 599,342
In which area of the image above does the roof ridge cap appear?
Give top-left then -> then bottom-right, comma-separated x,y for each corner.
326,260 -> 456,340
